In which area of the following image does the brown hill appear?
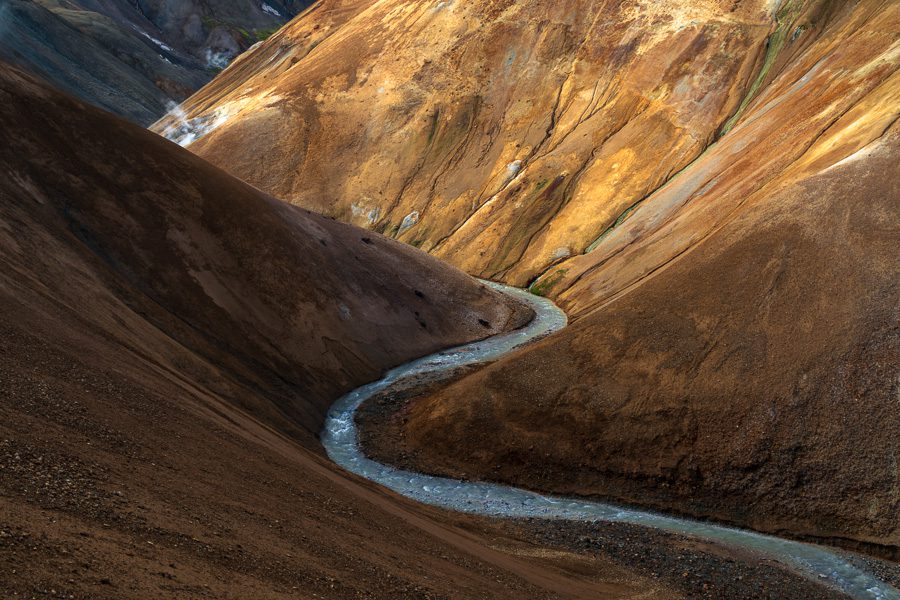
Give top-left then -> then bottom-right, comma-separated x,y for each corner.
0,64 -> 698,599
0,62 -> 532,440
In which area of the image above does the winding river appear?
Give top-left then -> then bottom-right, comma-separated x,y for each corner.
322,282 -> 899,600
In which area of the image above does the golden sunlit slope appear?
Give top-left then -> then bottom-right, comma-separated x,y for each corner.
153,0 -> 775,284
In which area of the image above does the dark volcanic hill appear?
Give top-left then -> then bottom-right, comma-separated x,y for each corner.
0,0 -> 311,124
0,59 -> 531,444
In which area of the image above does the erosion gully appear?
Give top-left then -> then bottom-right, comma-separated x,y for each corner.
322,281 -> 899,600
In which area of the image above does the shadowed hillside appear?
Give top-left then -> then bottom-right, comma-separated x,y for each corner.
0,62 -> 531,438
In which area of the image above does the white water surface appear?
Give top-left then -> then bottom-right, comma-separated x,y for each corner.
322,282 -> 898,600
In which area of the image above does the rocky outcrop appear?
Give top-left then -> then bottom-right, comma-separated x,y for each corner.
0,0 -> 311,124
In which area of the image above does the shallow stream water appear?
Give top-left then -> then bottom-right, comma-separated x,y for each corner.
322,282 -> 898,600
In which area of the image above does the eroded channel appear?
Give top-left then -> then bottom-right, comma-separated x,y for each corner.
322,282 -> 899,600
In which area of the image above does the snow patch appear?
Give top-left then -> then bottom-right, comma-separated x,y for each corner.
139,31 -> 174,53
262,3 -> 281,16
351,203 -> 381,225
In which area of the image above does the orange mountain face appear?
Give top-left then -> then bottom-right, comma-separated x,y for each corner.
152,0 -> 775,283
154,1 -> 898,297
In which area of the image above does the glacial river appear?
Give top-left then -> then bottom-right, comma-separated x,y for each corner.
322,282 -> 899,600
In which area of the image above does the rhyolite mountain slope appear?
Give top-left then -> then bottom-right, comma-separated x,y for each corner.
0,0 -> 311,124
155,0 -> 898,289
359,0 -> 900,559
154,0 -> 778,283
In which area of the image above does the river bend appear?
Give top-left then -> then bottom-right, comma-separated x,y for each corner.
322,282 -> 898,600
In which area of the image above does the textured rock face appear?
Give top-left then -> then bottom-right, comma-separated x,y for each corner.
533,0 -> 899,313
0,0 -> 311,124
385,1 -> 900,557
154,0 -> 774,282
